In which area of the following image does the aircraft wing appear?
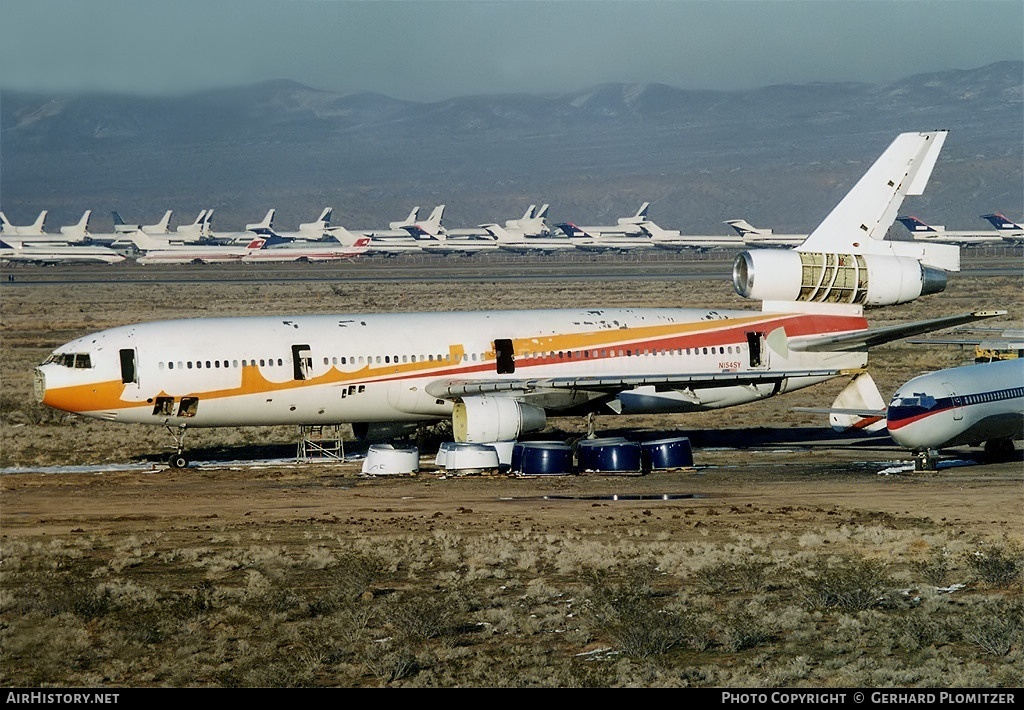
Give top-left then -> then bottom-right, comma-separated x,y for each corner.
788,310 -> 1007,353
424,367 -> 845,401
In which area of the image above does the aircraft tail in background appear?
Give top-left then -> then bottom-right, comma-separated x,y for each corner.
59,211 -> 92,241
245,209 -> 275,232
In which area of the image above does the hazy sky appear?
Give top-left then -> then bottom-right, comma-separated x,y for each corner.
2,0 -> 1021,100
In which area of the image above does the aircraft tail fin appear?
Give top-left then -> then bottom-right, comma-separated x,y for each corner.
0,212 -> 10,231
536,204 -> 550,219
148,210 -> 172,233
246,209 -> 275,232
480,223 -> 511,241
797,130 -> 948,252
31,211 -> 48,233
896,215 -> 941,233
409,205 -> 445,238
635,202 -> 650,219
127,229 -> 170,251
300,208 -> 333,231
827,372 -> 887,433
981,212 -> 1024,231
724,219 -> 766,237
390,206 -> 420,230
60,210 -> 92,239
112,211 -> 138,233
791,372 -> 887,433
172,211 -> 207,241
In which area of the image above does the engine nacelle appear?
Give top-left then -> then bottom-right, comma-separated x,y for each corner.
733,249 -> 947,306
452,396 -> 547,443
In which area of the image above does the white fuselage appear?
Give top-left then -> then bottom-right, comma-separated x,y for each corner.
36,307 -> 868,430
887,359 -> 1024,450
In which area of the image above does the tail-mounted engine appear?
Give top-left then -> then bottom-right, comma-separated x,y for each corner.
452,396 -> 547,443
733,250 -> 947,307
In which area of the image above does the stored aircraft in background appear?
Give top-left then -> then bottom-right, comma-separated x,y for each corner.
895,215 -> 1004,245
240,233 -> 372,263
980,213 -> 1024,243
58,211 -> 93,243
347,205 -> 446,254
0,210 -> 48,236
560,202 -> 652,239
2,211 -> 93,245
270,208 -> 334,241
553,222 -> 656,252
505,204 -> 551,237
724,219 -> 807,247
112,210 -> 173,235
129,230 -> 271,264
0,238 -> 126,265
639,220 -> 745,251
38,130 -> 1001,469
484,221 -> 576,252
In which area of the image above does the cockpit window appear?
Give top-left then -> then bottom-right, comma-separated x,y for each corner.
44,353 -> 92,369
891,393 -> 936,409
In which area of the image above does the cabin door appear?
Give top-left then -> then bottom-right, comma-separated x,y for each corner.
494,338 -> 515,374
943,382 -> 964,420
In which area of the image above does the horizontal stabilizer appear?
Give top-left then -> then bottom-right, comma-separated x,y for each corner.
789,310 -> 1007,353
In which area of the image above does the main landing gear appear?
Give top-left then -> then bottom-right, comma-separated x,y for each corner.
165,424 -> 190,469
914,449 -> 939,472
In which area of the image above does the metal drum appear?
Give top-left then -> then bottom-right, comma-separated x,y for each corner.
514,441 -> 574,476
576,438 -> 642,474
641,436 -> 694,471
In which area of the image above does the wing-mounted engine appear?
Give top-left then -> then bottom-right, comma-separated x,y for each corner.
452,395 -> 547,443
732,249 -> 948,307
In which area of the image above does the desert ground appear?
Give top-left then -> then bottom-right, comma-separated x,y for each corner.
1,251 -> 1021,688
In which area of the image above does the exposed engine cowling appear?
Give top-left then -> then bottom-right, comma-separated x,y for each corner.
452,396 -> 547,443
733,250 -> 947,306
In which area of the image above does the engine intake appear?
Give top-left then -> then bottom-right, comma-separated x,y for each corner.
452,396 -> 547,443
733,250 -> 946,306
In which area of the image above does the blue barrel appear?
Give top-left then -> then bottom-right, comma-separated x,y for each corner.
641,436 -> 694,471
514,442 -> 574,475
576,438 -> 643,474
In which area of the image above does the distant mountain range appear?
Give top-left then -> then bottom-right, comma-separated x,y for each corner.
2,61 -> 1021,235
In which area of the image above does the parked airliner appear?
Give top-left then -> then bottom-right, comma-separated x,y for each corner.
239,233 -> 372,263
896,216 -> 1004,245
0,238 -> 126,265
888,359 -> 1024,469
724,219 -> 807,247
112,210 -> 173,235
640,221 -> 745,251
130,230 -> 271,265
37,131 -> 997,468
980,213 -> 1024,244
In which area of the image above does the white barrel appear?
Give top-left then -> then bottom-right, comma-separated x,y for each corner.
361,444 -> 419,475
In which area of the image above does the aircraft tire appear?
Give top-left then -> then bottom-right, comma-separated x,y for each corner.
169,454 -> 190,469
